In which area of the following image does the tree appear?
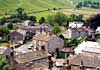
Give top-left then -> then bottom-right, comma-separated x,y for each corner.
39,17 -> 45,24
7,23 -> 13,30
76,2 -> 82,9
16,7 -> 28,20
0,27 -> 10,36
29,16 -> 37,23
54,12 -> 67,26
59,34 -> 65,40
0,17 -> 7,25
70,14 -> 77,21
51,24 -> 60,34
16,7 -> 24,15
0,57 -> 12,70
77,14 -> 83,21
70,14 -> 83,21
84,14 -> 100,30
47,15 -> 55,26
62,22 -> 69,28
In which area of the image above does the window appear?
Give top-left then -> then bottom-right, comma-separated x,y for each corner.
41,46 -> 45,51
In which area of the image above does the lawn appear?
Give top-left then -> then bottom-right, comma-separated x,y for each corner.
0,0 -> 99,20
0,43 -> 19,47
28,8 -> 100,21
0,0 -> 73,15
62,8 -> 100,18
28,11 -> 55,21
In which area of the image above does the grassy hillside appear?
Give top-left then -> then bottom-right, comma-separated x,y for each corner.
0,0 -> 100,19
0,0 -> 100,13
0,0 -> 73,14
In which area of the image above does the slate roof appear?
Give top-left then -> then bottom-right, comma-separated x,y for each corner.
10,30 -> 25,37
68,54 -> 100,68
9,30 -> 25,44
0,47 -> 7,54
60,48 -> 74,53
20,23 -> 52,33
14,41 -> 33,54
33,34 -> 56,42
15,50 -> 49,64
74,41 -> 100,54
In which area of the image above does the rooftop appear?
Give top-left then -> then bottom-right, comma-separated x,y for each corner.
74,41 -> 99,54
68,54 -> 100,68
33,34 -> 56,41
15,50 -> 49,64
14,41 -> 33,54
19,23 -> 51,32
60,48 -> 74,53
0,47 -> 7,54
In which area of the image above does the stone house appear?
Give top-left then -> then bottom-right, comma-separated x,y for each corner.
9,29 -> 26,44
0,46 -> 11,57
74,41 -> 100,57
13,42 -> 50,70
63,54 -> 100,70
62,28 -> 88,39
14,23 -> 52,35
32,34 -> 64,53
62,27 -> 95,39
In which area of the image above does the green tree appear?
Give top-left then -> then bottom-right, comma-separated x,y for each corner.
47,15 -> 55,26
77,14 -> 83,21
39,17 -> 45,24
76,2 -> 82,9
29,16 -> 37,23
16,7 -> 24,15
54,12 -> 67,26
59,34 -> 65,40
0,17 -> 7,25
70,14 -> 77,21
7,23 -> 13,30
0,57 -> 12,70
52,24 -> 61,34
0,27 -> 10,36
64,38 -> 84,48
16,7 -> 27,20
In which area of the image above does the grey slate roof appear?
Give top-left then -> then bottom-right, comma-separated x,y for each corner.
68,54 -> 100,68
15,50 -> 48,64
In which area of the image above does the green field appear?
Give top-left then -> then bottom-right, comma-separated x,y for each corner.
0,0 -> 100,19
0,0 -> 100,14
0,0 -> 73,14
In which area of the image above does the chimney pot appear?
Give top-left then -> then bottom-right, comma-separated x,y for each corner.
67,59 -> 69,64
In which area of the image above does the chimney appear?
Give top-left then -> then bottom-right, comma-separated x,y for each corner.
48,56 -> 52,61
10,47 -> 14,57
66,59 -> 69,65
80,60 -> 84,70
81,60 -> 83,65
48,56 -> 53,69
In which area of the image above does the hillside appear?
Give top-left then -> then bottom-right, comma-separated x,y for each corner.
0,0 -> 73,14
0,0 -> 100,18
